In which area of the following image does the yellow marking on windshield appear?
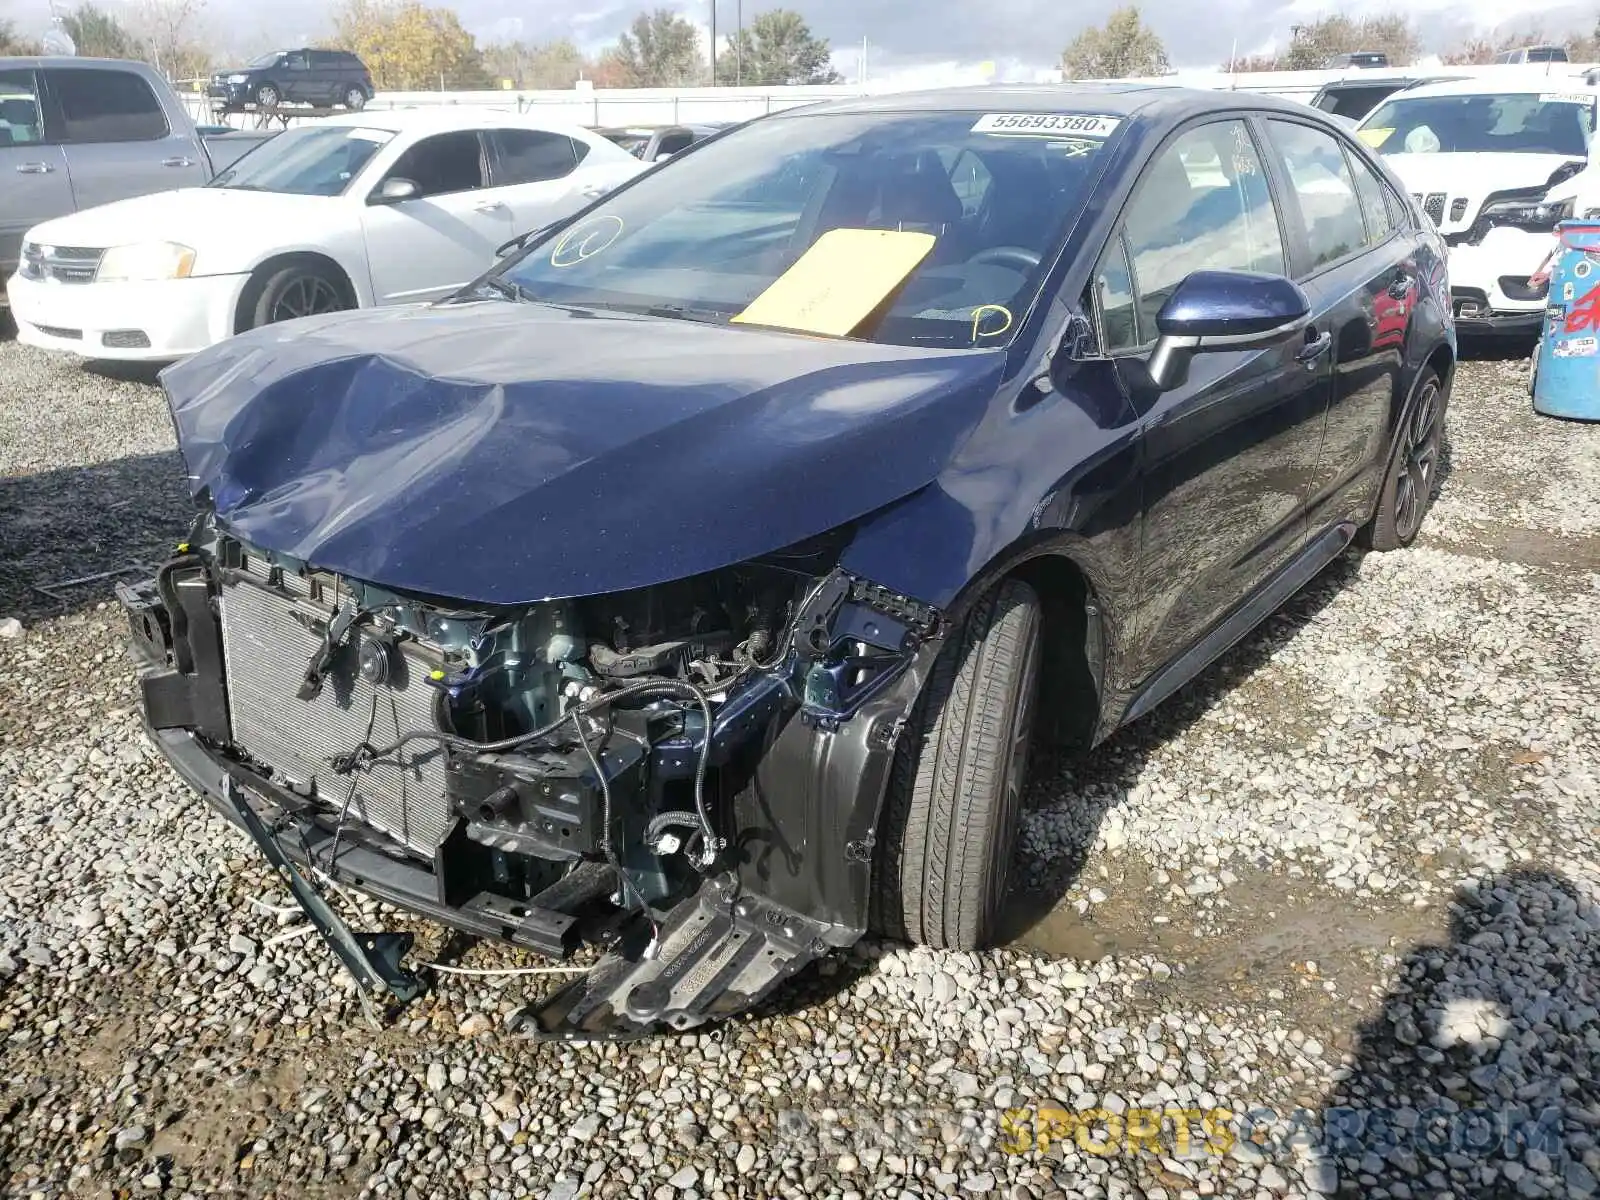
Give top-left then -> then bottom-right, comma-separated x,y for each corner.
731,228 -> 937,337
1357,127 -> 1394,149
971,304 -> 1013,341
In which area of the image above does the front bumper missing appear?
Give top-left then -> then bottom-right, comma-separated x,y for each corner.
152,715 -> 873,1039
217,774 -> 424,1017
124,561 -> 940,1039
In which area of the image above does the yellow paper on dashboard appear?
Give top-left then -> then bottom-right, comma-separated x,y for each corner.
731,228 -> 937,337
1356,127 -> 1393,149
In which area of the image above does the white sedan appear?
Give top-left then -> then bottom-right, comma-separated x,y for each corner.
6,108 -> 645,361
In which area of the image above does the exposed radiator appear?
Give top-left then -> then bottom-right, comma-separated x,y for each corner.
218,574 -> 452,854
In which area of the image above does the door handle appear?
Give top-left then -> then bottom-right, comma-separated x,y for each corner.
161,156 -> 194,168
1295,329 -> 1333,366
474,201 -> 507,213
15,161 -> 53,174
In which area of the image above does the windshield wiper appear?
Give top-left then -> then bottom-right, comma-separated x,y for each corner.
638,303 -> 729,325
467,276 -> 536,304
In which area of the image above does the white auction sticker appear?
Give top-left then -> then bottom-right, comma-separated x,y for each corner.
1540,92 -> 1596,106
346,127 -> 394,142
972,113 -> 1121,138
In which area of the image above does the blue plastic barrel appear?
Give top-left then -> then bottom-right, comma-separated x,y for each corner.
1533,220 -> 1600,420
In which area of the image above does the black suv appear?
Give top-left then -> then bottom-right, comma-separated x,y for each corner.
208,49 -> 373,113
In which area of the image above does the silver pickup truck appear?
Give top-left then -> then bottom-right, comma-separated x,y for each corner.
1,56 -> 215,298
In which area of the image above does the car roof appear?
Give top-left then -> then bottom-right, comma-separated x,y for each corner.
0,55 -> 162,70
1386,75 -> 1598,101
314,107 -> 595,135
787,83 -> 1314,122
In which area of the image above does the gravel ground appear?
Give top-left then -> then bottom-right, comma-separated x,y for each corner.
0,336 -> 1597,1200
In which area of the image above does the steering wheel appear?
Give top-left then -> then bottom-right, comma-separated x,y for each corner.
968,245 -> 1042,273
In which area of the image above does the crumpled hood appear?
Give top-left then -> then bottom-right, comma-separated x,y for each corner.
160,300 -> 1006,605
1382,152 -> 1582,232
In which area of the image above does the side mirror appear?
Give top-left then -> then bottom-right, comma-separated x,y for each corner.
368,177 -> 420,206
1147,270 -> 1311,390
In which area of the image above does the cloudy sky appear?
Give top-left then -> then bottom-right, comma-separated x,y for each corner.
9,0 -> 1594,79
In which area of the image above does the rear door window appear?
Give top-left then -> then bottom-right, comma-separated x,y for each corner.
1347,149 -> 1398,245
0,69 -> 44,145
46,67 -> 168,143
491,129 -> 579,184
1266,119 -> 1369,272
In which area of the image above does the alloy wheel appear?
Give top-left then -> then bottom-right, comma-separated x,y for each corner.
1394,378 -> 1442,542
269,275 -> 344,323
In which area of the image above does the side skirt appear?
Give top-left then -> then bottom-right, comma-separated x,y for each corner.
1121,519 -> 1357,726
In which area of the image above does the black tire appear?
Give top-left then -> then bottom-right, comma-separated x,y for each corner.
241,262 -> 351,331
1359,366 -> 1446,551
254,82 -> 280,110
870,578 -> 1042,950
343,87 -> 367,111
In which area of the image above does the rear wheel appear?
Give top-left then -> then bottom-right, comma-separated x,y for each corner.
1360,367 -> 1446,551
343,86 -> 367,111
870,578 -> 1042,950
241,262 -> 350,331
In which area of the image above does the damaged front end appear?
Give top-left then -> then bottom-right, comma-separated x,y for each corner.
120,515 -> 943,1037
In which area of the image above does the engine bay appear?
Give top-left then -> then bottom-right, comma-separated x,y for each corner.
122,511 -> 942,1035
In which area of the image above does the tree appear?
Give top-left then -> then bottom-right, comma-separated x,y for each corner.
1225,16 -> 1421,72
1442,24 -> 1597,66
611,9 -> 706,87
332,0 -> 489,90
1061,7 -> 1168,80
717,9 -> 840,85
62,4 -> 144,59
481,38 -> 587,88
129,0 -> 213,80
0,16 -> 40,53
1280,16 -> 1420,70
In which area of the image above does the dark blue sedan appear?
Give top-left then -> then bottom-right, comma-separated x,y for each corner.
126,84 -> 1453,1038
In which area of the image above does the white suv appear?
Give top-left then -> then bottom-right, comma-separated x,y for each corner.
1356,77 -> 1596,335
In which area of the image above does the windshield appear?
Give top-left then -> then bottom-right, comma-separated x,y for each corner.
497,110 -> 1115,349
1362,93 -> 1596,156
246,51 -> 281,68
208,124 -> 394,196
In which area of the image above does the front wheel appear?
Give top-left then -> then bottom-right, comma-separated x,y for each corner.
254,83 -> 280,110
1360,366 -> 1446,551
870,578 -> 1042,950
241,263 -> 350,331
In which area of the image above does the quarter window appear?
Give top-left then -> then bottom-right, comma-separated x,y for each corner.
1113,119 -> 1285,349
47,67 -> 168,143
1267,120 -> 1373,270
384,131 -> 486,197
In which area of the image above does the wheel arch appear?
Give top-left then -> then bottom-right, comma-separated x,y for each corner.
233,252 -> 361,334
1004,551 -> 1107,753
923,535 -> 1120,753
